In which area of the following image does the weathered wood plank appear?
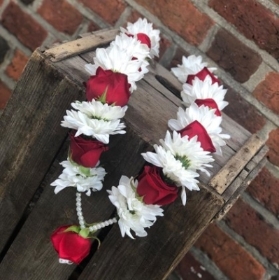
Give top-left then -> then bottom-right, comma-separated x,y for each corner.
209,134 -> 265,194
213,156 -> 268,221
44,29 -> 119,62
78,188 -> 223,280
0,50 -> 84,253
0,125 -> 151,280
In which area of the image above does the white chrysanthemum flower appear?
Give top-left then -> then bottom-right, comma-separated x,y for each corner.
51,159 -> 106,196
111,33 -> 150,62
168,103 -> 230,155
61,100 -> 127,144
171,55 -> 217,83
85,44 -> 147,92
120,18 -> 160,58
142,131 -> 213,205
181,76 -> 228,111
108,176 -> 164,239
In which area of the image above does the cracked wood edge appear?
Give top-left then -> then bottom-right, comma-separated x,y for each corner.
209,134 -> 265,195
44,29 -> 119,62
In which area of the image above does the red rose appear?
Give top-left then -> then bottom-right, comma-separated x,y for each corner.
137,165 -> 178,205
86,67 -> 131,106
179,120 -> 216,153
186,67 -> 220,85
51,226 -> 91,264
70,134 -> 108,168
195,98 -> 221,116
136,33 -> 151,48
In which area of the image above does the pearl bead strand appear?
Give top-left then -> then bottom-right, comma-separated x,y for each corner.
76,192 -> 85,229
89,218 -> 117,232
76,192 -> 117,232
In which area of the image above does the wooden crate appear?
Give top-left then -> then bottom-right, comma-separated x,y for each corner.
0,29 -> 268,280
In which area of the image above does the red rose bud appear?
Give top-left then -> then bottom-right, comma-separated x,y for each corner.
186,67 -> 220,85
70,134 -> 108,168
195,98 -> 221,116
137,165 -> 178,205
136,33 -> 151,48
179,120 -> 216,153
51,226 -> 91,265
86,67 -> 131,106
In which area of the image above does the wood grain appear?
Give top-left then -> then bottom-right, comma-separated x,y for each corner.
209,134 -> 264,194
0,50 -> 84,253
44,29 -> 119,62
0,28 -> 268,280
78,188 -> 223,280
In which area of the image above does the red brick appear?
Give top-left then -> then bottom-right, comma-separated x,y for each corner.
225,199 -> 279,266
136,0 -> 213,46
126,9 -> 144,23
79,0 -> 126,25
1,2 -> 47,50
0,80 -> 12,109
5,49 -> 29,81
195,223 -> 265,280
156,36 -> 171,62
209,0 -> 279,59
266,129 -> 279,167
176,252 -> 215,280
253,72 -> 279,115
247,167 -> 279,217
207,29 -> 262,83
223,86 -> 266,133
87,22 -> 100,33
38,0 -> 83,35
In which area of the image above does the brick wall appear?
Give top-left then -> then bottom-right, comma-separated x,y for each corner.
0,0 -> 279,279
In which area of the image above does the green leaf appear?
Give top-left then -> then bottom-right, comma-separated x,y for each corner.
90,235 -> 101,248
64,225 -> 80,234
98,87 -> 108,104
79,227 -> 90,238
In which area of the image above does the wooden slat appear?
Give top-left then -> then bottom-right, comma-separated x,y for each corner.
78,188 -> 223,280
0,50 -> 84,253
213,156 -> 268,221
44,29 -> 119,62
209,134 -> 265,194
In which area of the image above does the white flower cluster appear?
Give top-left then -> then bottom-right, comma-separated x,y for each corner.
141,55 -> 230,205
108,176 -> 164,239
107,55 -> 230,239
51,160 -> 106,196
86,18 -> 160,92
53,18 -> 160,195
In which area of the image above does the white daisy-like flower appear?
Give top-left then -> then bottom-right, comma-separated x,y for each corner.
168,103 -> 230,155
171,55 -> 217,83
120,18 -> 160,58
181,76 -> 228,111
142,131 -> 213,205
61,100 -> 127,144
107,176 -> 164,239
85,44 -> 147,92
111,33 -> 150,62
51,159 -> 106,196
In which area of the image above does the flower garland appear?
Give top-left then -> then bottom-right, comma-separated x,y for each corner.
50,19 -> 230,265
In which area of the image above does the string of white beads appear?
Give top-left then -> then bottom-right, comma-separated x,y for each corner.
89,218 -> 117,232
76,192 -> 85,229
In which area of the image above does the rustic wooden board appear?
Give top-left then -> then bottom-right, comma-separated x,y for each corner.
0,29 -> 268,280
78,188 -> 223,280
44,29 -> 119,62
0,125 -> 151,279
209,134 -> 264,194
0,50 -> 84,253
